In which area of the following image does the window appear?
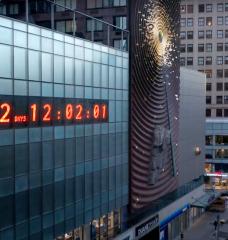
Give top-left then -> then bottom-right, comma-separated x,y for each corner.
217,30 -> 224,38
187,5 -> 193,13
180,57 -> 185,66
217,56 -> 223,65
206,43 -> 212,52
198,17 -> 204,26
226,3 -> 228,11
87,18 -> 103,31
206,57 -> 212,65
206,96 -> 211,104
187,57 -> 193,65
198,57 -> 204,65
206,4 -> 213,12
205,69 -> 212,78
217,69 -> 223,78
225,83 -> 228,91
225,43 -> 228,51
225,56 -> 228,64
113,16 -> 127,30
225,30 -> 228,38
103,0 -> 112,7
224,109 -> 228,117
225,96 -> 228,104
180,18 -> 186,27
206,135 -> 213,145
56,20 -> 74,33
198,44 -> 204,52
217,16 -> 224,25
216,109 -> 223,117
217,43 -> 223,51
187,18 -> 193,27
180,31 -> 186,40
187,31 -> 193,39
206,17 -> 213,26
56,0 -> 77,11
206,109 -> 211,117
225,16 -> 228,25
87,0 -> 102,9
113,39 -> 127,50
217,3 -> 224,12
180,5 -> 186,14
187,44 -> 193,52
199,4 -> 205,13
198,31 -> 204,39
87,0 -> 126,8
217,82 -> 223,91
206,83 -> 212,91
180,44 -> 186,53
206,30 -> 212,39
215,136 -> 228,145
113,0 -> 127,7
0,4 -> 6,15
225,69 -> 228,78
9,3 -> 19,15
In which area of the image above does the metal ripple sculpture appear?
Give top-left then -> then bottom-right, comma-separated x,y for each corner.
143,0 -> 177,67
130,0 -> 180,211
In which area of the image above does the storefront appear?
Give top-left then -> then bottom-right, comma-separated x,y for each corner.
205,172 -> 228,189
159,205 -> 190,240
135,214 -> 160,240
56,210 -> 123,240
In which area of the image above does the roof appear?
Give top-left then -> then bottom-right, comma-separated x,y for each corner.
191,190 -> 221,208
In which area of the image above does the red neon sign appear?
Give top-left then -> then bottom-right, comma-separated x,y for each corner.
0,97 -> 109,129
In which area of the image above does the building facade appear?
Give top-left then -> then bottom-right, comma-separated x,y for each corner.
0,0 -> 128,50
130,0 -> 180,211
180,0 -> 228,118
116,68 -> 206,240
179,68 -> 206,185
206,119 -> 228,174
0,15 -> 129,239
0,1 -> 208,240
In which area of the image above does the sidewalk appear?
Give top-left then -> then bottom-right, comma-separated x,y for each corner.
183,210 -> 228,240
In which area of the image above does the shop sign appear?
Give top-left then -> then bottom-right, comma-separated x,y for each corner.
135,215 -> 159,238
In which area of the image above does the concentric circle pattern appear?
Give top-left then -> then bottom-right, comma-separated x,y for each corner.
130,0 -> 180,211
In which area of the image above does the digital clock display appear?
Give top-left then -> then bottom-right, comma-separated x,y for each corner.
0,96 -> 108,129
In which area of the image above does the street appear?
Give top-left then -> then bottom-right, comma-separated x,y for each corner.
184,207 -> 228,240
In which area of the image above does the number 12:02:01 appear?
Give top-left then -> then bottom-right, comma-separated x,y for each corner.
0,101 -> 108,128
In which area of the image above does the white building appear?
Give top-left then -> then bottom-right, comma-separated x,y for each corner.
180,0 -> 228,118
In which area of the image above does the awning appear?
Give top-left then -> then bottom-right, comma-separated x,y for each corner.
191,191 -> 221,208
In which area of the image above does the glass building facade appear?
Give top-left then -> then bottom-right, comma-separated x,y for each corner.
0,15 -> 129,239
205,119 -> 228,172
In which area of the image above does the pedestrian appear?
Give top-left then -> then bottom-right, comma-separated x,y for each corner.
180,232 -> 184,239
213,220 -> 218,230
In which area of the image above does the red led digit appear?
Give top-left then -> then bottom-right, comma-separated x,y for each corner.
76,104 -> 83,120
93,104 -> 100,119
0,103 -> 11,123
30,104 -> 37,122
102,104 -> 107,119
43,104 -> 52,122
66,104 -> 73,120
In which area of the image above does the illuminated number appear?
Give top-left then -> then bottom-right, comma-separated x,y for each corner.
66,104 -> 73,120
93,104 -> 100,119
43,104 -> 51,122
102,104 -> 107,119
76,104 -> 83,120
30,104 -> 37,122
0,103 -> 11,123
